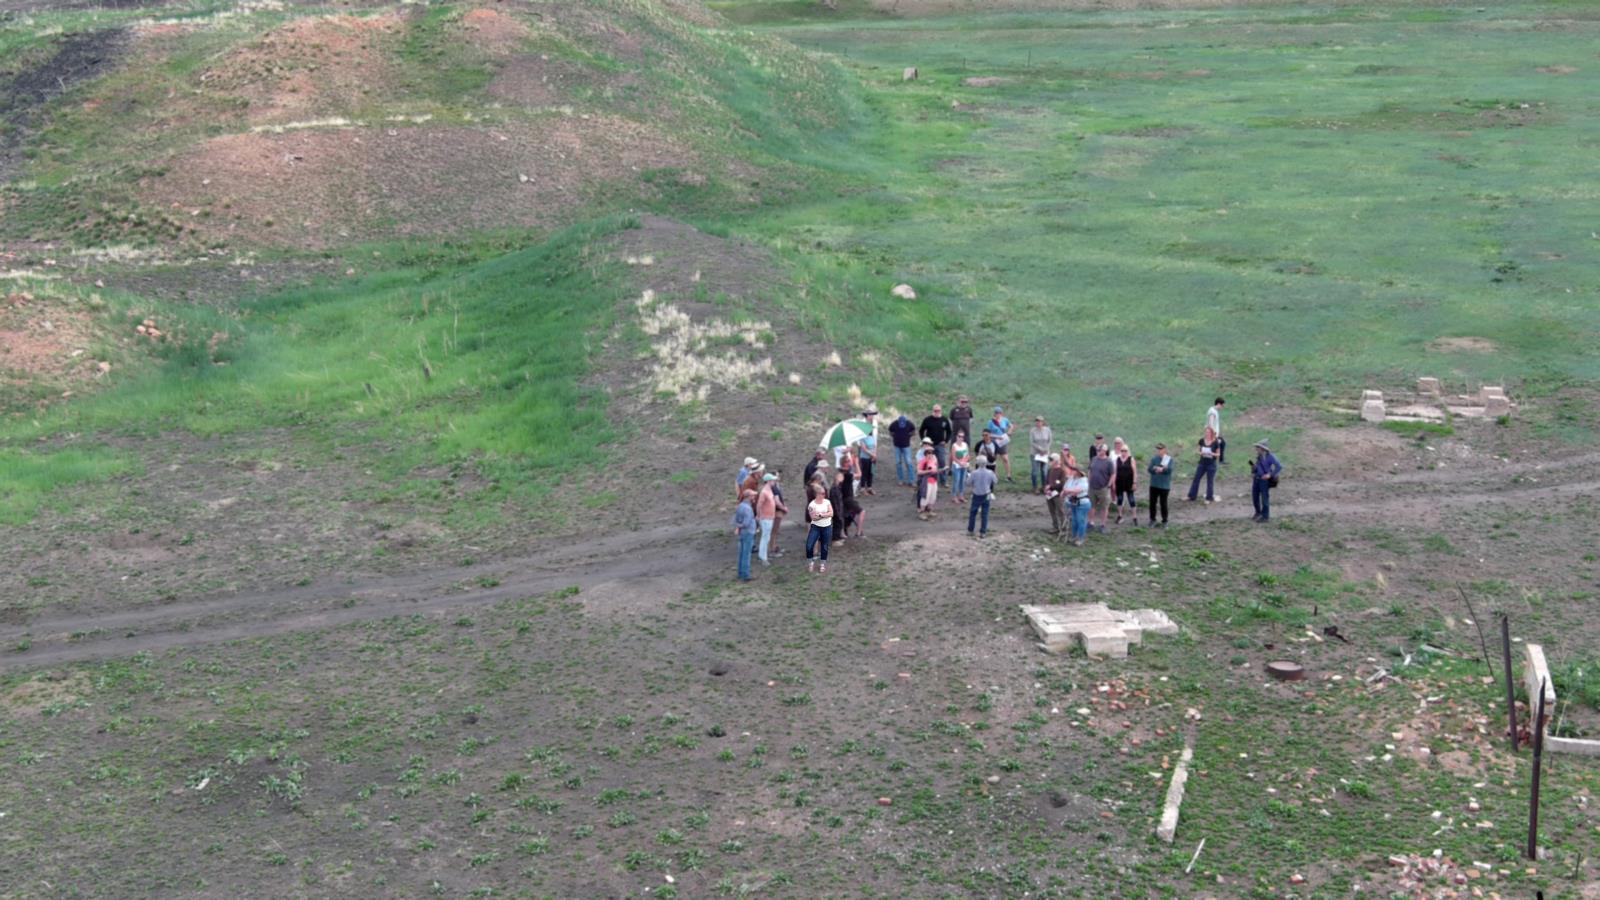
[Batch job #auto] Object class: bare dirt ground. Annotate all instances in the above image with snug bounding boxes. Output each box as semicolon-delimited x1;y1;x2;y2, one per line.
6;417;1597;673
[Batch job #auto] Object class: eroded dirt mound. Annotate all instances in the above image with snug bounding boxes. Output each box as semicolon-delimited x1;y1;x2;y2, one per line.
197;13;404;126
458;7;535;54
0;292;118;410
140;117;694;247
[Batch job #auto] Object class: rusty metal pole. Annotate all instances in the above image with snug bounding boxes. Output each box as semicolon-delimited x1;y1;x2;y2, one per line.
1501;615;1518;751
1527;678;1547;861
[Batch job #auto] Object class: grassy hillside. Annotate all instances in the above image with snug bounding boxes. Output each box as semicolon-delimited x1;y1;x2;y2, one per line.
0;0;857;251
0;0;874;523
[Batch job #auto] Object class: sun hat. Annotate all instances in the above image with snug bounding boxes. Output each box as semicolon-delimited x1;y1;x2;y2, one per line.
753;463;766;472
1155;442;1166;450
921;436;933;445
994;406;1004;413
1254;439;1270;450
743;456;757;467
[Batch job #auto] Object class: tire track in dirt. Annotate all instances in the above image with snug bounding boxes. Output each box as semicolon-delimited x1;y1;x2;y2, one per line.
4;468;1597;672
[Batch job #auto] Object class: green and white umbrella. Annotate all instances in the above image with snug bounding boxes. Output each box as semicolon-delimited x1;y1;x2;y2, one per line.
819;418;875;451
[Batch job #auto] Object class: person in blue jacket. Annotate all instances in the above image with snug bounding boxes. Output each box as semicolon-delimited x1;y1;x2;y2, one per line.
1250;440;1282;522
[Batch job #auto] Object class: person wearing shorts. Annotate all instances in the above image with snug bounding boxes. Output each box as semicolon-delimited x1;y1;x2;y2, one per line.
984;407;1015;482
1088;445;1113;534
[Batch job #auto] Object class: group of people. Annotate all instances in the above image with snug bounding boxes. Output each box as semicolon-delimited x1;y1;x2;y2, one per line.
730;395;1283;578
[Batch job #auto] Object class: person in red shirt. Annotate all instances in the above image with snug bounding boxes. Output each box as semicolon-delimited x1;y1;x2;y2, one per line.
916;438;942;520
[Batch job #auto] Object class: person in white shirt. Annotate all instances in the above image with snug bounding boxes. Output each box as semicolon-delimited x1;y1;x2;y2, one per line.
1207;397;1226;464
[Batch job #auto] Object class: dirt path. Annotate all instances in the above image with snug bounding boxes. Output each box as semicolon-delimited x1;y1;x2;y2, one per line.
4;456;1598;672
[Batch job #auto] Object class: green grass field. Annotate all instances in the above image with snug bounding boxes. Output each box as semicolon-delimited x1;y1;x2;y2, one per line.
740;1;1600;442
6;0;1598;516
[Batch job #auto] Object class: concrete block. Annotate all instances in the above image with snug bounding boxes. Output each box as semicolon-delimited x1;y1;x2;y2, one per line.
1078;623;1131;658
1546;736;1600;757
1360;399;1386;423
1525;643;1556;716
1122;609;1179;636
1417;377;1441;395
1155;745;1194;843
1362;389;1384;402
1480;385;1506;403
1484;394;1511;417
902;67;918;81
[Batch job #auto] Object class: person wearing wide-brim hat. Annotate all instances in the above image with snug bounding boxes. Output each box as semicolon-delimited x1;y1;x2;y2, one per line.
737;457;758;495
916;437;942;519
1250;439;1282;523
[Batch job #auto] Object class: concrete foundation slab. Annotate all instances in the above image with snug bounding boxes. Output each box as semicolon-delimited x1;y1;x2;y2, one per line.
1021;604;1177;658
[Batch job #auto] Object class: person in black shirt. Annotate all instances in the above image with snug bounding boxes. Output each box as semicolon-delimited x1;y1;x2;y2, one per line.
888;414;917;486
949;396;974;450
920;404;953;488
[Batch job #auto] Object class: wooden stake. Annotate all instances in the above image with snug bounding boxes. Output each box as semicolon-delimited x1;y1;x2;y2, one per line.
1527;677;1547;861
1185;837;1206;875
1501;614;1519;751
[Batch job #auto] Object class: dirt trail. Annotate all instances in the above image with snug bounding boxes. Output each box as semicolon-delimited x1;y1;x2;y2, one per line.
4;451;1597;672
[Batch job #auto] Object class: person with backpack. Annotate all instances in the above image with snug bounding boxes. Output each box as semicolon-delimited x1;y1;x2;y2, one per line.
1251;440;1282;522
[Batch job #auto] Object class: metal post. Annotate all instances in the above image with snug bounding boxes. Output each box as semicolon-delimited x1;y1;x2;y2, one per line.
1501;615;1518;751
1527;678;1547;861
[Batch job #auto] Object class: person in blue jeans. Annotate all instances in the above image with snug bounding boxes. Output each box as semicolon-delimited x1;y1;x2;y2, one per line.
966;456;997;536
1063;465;1090;545
1250;439;1282;522
732;490;758;581
1187;426;1220;503
888;413;917;486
